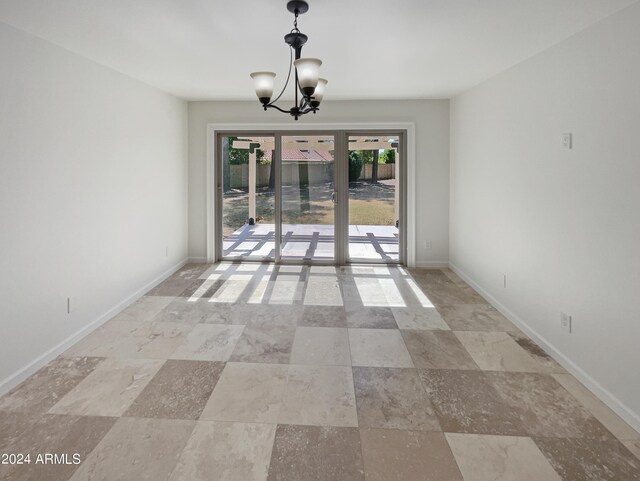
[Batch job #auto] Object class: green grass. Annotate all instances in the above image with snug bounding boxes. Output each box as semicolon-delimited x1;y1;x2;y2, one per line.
223;181;396;236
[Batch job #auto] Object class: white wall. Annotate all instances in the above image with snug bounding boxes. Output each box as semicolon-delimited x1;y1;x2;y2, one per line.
450;3;640;428
0;23;188;391
187;100;450;266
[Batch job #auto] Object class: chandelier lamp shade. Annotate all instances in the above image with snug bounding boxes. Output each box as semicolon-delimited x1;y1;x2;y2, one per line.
250;0;326;120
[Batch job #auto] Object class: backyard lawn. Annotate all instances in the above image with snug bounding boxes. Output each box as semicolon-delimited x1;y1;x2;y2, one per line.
223;181;396;236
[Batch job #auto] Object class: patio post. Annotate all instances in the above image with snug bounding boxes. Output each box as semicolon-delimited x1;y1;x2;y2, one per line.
249;149;256;221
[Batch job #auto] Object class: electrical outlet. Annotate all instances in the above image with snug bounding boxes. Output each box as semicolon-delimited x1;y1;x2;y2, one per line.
560;312;572;333
561;133;572;150
165;246;169;257
424;240;432;250
67;297;77;314
501;274;507;288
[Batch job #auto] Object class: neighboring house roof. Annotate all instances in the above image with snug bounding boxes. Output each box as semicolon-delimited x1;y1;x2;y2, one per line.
263;149;334;162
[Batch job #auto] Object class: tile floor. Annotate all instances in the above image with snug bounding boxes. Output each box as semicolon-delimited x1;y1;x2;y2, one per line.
1;263;639;481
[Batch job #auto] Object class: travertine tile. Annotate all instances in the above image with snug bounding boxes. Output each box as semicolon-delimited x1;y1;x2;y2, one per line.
0;412;115;481
446;433;561;481
487;371;612;439
48;358;164;416
401;330;478;370
290;327;350;366
125;360;225;420
361;429;463;481
299;305;347;327
153;298;222;324
229;324;295;364
345;306;397;329
348;329;414;368
169;421;277;481
391;306;450;330
534;436;640;481
419;369;525;436
552;373;640;440
69;417;195;481
64;320;193;359
508;332;565;372
171;324;244;361
200;363;288;423
438;304;517;332
280;365;357;427
112;296;175;322
245;304;304;327
455;331;544;372
353;367;439;431
266;425;364;481
623;439;640;460
0;356;103;413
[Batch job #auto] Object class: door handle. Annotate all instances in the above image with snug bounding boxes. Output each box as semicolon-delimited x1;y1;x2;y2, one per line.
331;192;337;204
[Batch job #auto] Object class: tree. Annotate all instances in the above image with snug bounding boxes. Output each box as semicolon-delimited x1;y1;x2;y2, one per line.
380;149;396;164
349;151;363;182
227;137;264;165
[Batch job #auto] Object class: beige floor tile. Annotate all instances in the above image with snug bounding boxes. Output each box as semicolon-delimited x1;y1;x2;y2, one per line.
419;369;526;436
0;356;103;413
348;329;414;368
361;429;463;481
290;327;350;366
153;298;223;324
200;363;288;423
266;425;364;481
455;331;544;372
487;371;613;439
48;358;164;416
112;295;175;322
69;417;195;481
229;324;295;364
353;367;440;431
299;305;347;327
401;330;478;369
280;364;358;427
0;412;115;481
552;373;640;441
125;360;225;420
446;433;561;481
533;436;640;481
64;320;193;359
391;306;450;330
169;421;276;481
171;324;244;361
345;306;398;328
438;304;517;332
623;438;640;460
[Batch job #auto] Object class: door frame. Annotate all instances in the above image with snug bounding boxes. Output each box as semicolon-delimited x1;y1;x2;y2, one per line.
207;122;416;267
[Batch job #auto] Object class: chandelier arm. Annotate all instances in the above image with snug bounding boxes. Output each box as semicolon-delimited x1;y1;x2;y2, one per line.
267;46;293;107
264;104;291;115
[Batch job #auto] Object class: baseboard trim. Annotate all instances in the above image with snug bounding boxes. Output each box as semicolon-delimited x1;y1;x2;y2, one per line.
0;258;189;397
415;261;450;269
187;257;208;263
448;262;640;434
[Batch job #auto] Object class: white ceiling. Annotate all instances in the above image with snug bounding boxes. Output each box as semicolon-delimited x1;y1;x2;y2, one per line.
0;0;636;100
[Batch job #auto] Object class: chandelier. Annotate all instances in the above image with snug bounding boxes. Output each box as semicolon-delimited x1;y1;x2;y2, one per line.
250;1;326;120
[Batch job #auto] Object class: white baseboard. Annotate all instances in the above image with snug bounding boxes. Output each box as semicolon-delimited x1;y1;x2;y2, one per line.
187;257;208;263
0;258;189;397
415;261;449;269
449;262;640;434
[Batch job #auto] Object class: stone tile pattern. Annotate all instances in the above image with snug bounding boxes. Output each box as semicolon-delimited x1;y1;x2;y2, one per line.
1;263;638;481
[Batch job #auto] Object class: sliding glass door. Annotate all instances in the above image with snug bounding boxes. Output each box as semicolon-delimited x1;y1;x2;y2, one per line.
217;131;404;265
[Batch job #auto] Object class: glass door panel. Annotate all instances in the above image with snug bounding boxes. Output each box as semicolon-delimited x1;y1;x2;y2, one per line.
221;135;276;260
280;135;336;261
347;135;400;262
